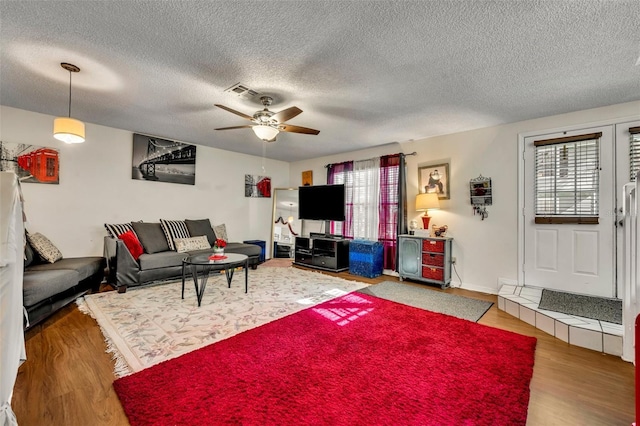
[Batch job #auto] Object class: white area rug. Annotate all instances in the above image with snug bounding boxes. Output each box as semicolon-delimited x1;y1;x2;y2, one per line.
77;267;368;377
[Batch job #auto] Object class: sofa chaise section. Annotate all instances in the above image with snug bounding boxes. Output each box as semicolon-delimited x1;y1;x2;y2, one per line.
23;241;105;329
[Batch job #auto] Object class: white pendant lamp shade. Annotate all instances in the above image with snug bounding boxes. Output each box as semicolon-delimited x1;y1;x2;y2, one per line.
252;125;279;141
54;62;85;144
53;117;85;144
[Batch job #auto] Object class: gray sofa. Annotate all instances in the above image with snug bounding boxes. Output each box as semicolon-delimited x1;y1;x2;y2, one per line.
23;241;105;330
103;219;262;292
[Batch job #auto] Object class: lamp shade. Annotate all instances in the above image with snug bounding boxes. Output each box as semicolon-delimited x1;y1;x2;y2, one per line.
252;125;279;141
53;117;85;144
416;192;440;211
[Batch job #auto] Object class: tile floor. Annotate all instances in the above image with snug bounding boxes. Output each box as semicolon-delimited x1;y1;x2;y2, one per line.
498;285;623;356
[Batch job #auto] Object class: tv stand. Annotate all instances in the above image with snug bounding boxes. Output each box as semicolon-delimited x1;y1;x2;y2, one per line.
294;236;349;272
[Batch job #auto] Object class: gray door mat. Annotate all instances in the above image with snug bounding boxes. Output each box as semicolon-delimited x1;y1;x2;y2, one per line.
537;289;622;324
357;281;493;322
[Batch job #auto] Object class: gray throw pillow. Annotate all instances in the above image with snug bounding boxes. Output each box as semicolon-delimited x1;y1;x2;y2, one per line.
24;240;36;267
185;219;216;246
131;222;170;254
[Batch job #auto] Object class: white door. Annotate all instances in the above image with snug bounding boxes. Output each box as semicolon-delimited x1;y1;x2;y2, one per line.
615;120;640;298
523;125;615;298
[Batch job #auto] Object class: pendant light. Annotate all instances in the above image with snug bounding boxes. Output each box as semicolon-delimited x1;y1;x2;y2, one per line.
287;203;294;224
53;62;85;144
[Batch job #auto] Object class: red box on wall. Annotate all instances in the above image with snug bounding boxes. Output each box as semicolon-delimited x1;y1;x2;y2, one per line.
422;267;444;281
422;239;445;253
422;253;445;267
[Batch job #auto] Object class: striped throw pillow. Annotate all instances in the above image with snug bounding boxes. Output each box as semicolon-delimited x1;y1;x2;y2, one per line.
160;219;191;251
104;223;135;239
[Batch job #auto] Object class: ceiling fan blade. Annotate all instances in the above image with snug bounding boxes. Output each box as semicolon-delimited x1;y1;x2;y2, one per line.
214;125;253;130
214;104;253;121
272;106;302;123
280;124;320;135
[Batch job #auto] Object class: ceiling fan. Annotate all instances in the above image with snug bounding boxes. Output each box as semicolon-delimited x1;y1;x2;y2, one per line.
214;96;320;142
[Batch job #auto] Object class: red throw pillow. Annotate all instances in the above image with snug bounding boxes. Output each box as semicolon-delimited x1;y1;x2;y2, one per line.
118;230;144;261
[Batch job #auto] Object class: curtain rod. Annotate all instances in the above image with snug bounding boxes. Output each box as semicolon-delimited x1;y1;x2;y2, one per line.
325;151;416;168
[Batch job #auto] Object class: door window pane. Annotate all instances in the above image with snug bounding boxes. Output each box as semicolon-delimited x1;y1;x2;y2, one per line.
534;137;599;219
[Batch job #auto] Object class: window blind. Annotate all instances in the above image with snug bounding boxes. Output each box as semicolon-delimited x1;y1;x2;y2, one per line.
630;126;640;181
533;133;601;224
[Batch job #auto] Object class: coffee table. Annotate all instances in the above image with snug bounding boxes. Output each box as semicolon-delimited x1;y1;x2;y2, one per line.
181;253;249;307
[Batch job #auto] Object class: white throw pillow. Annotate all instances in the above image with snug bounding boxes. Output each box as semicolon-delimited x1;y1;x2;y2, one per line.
27;232;63;263
174;236;211;253
213;223;228;242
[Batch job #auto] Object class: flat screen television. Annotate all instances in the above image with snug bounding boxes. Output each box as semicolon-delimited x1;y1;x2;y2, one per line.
298;184;346;221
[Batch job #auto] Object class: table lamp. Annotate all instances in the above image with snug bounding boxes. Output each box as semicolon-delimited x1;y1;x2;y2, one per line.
416;192;440;229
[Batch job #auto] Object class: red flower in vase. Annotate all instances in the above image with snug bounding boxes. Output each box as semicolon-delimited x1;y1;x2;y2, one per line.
214;239;227;249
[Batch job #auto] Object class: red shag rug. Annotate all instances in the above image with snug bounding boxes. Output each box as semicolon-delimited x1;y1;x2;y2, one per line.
114;292;537;425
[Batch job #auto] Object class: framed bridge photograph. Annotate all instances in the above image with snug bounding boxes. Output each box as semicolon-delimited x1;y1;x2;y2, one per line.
132;133;196;185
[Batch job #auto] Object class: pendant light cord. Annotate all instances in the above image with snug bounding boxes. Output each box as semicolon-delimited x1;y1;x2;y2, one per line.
68;70;72;117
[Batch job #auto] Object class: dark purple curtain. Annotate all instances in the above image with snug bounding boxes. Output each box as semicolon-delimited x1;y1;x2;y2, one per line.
379;154;400;270
327;161;353;237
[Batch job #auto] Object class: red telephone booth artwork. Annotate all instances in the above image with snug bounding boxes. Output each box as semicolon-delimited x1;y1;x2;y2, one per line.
15;147;60;184
244;174;271;198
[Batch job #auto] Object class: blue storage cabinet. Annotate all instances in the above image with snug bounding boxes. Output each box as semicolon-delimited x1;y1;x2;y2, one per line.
243;240;266;262
349;240;384;278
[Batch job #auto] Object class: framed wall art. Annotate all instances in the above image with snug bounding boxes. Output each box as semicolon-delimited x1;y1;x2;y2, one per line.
418;162;450;200
132;133;196;185
302;170;313;186
0;141;60;184
245;174;271;197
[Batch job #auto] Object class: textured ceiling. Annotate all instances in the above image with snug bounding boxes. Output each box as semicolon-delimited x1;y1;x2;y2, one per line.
1;1;639;162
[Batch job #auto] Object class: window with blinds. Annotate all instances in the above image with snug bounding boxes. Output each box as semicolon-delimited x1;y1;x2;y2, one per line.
534;132;601;224
630;126;640;181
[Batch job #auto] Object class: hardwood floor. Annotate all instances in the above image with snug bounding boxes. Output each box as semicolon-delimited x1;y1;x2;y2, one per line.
12;271;635;426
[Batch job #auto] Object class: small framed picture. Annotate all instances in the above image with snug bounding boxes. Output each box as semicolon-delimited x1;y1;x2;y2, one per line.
418;162;450;200
302;170;313;186
245;174;271;197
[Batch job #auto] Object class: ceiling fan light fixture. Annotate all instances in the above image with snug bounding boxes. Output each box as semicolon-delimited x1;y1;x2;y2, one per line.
214;96;319;140
53;117;85;144
54;62;85;144
253;125;279;141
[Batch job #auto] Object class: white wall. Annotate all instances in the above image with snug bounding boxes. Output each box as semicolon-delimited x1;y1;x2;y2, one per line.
291;101;640;293
4;101;639;290
0;106;290;258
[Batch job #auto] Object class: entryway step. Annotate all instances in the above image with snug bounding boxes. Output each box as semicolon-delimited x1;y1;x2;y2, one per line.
498;285;623;357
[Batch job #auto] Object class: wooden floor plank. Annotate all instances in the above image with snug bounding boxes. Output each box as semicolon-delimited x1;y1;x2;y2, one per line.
11;273;634;426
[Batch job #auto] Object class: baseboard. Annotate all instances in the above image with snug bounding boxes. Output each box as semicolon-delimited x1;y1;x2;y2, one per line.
458;277;518;295
498;277;518;287
456;281;498;295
